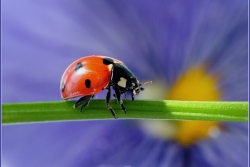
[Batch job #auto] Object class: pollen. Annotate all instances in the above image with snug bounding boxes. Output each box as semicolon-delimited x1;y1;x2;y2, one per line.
166;65;222;147
167;65;221;101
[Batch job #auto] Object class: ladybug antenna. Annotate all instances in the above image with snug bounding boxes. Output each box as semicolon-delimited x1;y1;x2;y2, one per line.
139;81;152;89
139;81;152;86
133;81;152;95
142;81;152;85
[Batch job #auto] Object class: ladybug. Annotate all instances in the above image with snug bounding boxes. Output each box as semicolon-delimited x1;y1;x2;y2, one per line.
60;55;151;119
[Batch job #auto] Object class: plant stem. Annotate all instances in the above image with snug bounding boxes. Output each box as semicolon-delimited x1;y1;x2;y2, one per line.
2;100;248;124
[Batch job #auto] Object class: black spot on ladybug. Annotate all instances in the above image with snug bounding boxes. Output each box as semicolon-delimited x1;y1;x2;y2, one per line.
85;79;91;88
103;58;114;65
61;82;65;92
75;62;83;71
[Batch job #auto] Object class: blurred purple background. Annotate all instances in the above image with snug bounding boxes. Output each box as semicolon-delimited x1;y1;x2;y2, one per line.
2;0;248;167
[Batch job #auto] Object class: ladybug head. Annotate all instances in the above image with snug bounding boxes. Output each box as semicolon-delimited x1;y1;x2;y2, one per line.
126;78;141;95
126;78;152;100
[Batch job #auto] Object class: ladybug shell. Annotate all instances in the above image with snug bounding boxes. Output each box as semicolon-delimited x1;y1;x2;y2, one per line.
60;55;124;100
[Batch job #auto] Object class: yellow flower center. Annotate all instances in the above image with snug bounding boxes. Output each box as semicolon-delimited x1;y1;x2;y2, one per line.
166;65;222;146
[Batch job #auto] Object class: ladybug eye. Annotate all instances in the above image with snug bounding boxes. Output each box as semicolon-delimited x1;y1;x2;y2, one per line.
133;87;142;95
135;88;140;94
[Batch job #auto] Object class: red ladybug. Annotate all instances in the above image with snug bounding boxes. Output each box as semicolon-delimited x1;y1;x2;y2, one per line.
60;55;151;119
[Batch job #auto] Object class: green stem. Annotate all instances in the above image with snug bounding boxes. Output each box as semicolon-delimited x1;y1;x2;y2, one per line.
2;100;248;124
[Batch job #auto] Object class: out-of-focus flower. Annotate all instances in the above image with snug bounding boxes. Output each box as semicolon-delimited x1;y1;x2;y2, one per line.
2;0;248;167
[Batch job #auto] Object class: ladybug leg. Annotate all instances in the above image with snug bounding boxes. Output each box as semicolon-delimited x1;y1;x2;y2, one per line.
106;87;118;119
131;93;135;101
74;95;93;111
114;85;126;114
